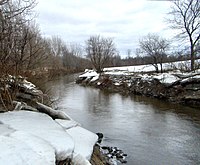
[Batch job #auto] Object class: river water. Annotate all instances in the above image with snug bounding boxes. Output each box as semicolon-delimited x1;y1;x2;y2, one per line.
44;74;200;165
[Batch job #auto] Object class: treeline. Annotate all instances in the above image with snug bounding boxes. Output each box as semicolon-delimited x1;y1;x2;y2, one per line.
113;50;200;67
0;0;91;77
0;0;199;76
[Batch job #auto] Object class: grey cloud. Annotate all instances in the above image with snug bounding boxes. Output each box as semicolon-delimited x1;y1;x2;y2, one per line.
36;0;173;57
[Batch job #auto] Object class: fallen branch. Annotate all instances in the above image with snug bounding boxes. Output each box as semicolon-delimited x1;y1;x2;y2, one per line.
34;102;71;120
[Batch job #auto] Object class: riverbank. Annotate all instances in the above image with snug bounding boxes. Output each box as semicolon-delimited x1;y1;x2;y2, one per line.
76;69;200;108
0;75;115;165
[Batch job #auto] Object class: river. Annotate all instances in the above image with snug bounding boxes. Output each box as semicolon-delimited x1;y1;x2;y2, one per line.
44;74;200;165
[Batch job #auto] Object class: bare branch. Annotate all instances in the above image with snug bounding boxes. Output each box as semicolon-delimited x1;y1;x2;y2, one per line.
139;33;170;73
167;0;200;71
86;35;117;73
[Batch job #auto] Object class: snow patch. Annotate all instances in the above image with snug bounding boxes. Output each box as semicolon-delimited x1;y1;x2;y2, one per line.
114;82;121;86
55;119;80;129
0;111;74;161
79;70;99;78
153;73;180;85
22;79;36;90
0;131;55;165
0;111;99;165
72;154;91;165
90;75;99;82
103;59;200;74
181;75;200;83
66;126;98;161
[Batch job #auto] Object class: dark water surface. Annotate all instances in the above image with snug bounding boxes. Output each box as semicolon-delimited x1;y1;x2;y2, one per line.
45;75;200;165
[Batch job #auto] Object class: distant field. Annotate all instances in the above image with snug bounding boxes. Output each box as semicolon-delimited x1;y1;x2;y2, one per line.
103;59;200;74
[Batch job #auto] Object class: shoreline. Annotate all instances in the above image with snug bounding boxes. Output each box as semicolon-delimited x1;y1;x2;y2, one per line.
0;75;127;165
0;75;102;165
76;71;200;109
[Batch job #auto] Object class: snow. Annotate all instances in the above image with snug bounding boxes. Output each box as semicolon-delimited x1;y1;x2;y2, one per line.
55;119;80;129
90;75;99;82
0;131;55;165
22;79;36;90
72;154;91;165
103;59;200;74
80;60;200;87
103;68;182;86
103;64;156;73
0;111;74;161
0;123;15;136
181;75;200;83
11;131;55;164
0;75;99;165
104;71;130;75
114;82;121;86
66;126;98;161
81;67;183;86
0;111;98;165
152;73;180;85
140;74;152;81
79;70;99;78
0;123;55;165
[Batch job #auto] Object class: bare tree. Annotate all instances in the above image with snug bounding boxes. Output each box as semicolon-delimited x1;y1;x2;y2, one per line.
139;33;170;73
23;23;49;70
167;0;200;71
0;0;37;74
86;35;116;73
68;43;83;57
47;36;66;70
62;43;84;70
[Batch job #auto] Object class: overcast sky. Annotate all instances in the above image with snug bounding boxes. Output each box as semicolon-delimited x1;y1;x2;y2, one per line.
35;0;175;57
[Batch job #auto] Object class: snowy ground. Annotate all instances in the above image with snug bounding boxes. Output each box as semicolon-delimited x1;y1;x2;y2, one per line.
79;60;200;86
103;60;200;74
0;111;98;165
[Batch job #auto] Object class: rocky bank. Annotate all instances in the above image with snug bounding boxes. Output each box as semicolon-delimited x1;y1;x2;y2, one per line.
76;70;200;108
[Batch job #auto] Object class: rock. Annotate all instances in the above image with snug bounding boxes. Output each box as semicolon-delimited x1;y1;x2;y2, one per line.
96;132;103;144
100;145;128;164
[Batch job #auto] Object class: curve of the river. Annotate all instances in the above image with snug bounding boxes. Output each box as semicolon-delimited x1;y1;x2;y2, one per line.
45;75;200;165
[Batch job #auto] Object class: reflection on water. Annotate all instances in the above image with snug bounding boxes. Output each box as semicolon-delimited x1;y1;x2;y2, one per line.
45;75;200;165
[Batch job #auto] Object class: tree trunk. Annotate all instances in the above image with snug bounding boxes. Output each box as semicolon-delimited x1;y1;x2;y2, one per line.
152;63;159;73
160;63;163;73
189;34;195;72
190;44;195;71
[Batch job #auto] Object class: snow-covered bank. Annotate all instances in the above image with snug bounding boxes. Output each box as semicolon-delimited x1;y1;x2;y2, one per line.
0;110;98;165
76;68;200;108
0;75;99;165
